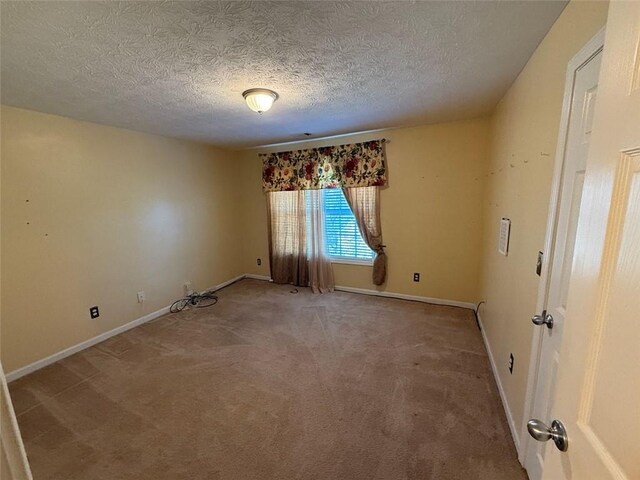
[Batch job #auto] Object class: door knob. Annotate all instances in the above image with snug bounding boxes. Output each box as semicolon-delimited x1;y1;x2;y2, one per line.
527;419;568;452
532;312;554;329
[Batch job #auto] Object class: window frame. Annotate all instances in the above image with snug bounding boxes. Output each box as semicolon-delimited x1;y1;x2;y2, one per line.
320;188;375;266
329;256;374;266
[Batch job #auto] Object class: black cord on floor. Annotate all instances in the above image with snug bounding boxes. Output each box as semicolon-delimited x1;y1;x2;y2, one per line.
474;301;486;331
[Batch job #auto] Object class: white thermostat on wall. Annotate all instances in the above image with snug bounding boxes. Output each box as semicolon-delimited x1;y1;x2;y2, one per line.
498;218;511;256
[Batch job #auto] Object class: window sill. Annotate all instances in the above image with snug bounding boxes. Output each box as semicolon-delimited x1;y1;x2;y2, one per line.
330;258;374;267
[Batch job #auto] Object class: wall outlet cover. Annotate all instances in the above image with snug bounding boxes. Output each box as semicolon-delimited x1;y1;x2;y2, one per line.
137;291;145;303
413;273;420;282
90;306;99;319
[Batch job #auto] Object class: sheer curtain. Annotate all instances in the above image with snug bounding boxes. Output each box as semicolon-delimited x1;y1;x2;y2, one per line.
266;190;334;293
306;190;335;293
266;191;309;286
342;186;386;285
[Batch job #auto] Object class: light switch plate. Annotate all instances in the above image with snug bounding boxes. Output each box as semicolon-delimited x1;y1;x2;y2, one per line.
499;218;511;256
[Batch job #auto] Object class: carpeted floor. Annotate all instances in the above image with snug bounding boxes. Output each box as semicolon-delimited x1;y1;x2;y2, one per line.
9;279;526;479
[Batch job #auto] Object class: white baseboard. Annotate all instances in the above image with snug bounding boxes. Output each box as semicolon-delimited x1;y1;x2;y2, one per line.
204;274;246;292
334;285;476;310
243;274;273;282
7;274;248;383
6;305;170;383
476;311;521;455
236;276;474;310
7;274;475;383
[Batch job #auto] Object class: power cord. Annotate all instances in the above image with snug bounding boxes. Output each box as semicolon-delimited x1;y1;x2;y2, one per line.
474;301;486;331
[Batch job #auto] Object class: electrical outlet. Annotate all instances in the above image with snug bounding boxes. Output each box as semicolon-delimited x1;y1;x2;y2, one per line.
137;291;145;303
413;272;420;282
184;282;193;296
257;258;261;266
508;353;514;374
89;306;100;319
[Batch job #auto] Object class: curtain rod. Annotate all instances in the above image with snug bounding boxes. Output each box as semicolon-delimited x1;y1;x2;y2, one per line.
258;138;389;155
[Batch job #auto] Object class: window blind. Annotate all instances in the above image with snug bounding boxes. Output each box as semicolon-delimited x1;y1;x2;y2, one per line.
322;189;374;261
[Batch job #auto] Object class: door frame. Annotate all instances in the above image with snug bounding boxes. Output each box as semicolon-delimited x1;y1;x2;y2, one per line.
1;362;33;479
519;27;606;465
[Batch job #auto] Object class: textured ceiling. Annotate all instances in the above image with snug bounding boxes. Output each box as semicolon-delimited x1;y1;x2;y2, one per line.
1;1;567;148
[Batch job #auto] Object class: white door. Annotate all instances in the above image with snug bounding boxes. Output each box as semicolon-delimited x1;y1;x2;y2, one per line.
537;2;640;478
523;33;604;480
0;363;32;480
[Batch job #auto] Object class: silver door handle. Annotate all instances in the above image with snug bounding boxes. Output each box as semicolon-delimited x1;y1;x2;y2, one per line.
527;419;568;452
532;313;554;329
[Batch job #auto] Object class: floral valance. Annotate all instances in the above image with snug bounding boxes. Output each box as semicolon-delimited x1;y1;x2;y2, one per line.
261;140;387;192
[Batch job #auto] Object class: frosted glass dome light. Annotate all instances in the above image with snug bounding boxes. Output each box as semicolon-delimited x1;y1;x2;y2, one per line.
242;88;279;113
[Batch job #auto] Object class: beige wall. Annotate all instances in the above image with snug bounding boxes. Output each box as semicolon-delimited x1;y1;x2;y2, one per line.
1;106;243;372
0;111;490;373
240;118;491;305
478;0;608;438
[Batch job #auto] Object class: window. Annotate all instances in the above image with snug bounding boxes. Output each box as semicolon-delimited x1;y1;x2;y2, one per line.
321;189;374;262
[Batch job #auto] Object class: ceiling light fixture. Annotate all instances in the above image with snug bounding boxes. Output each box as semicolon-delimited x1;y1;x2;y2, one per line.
242;88;279;113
